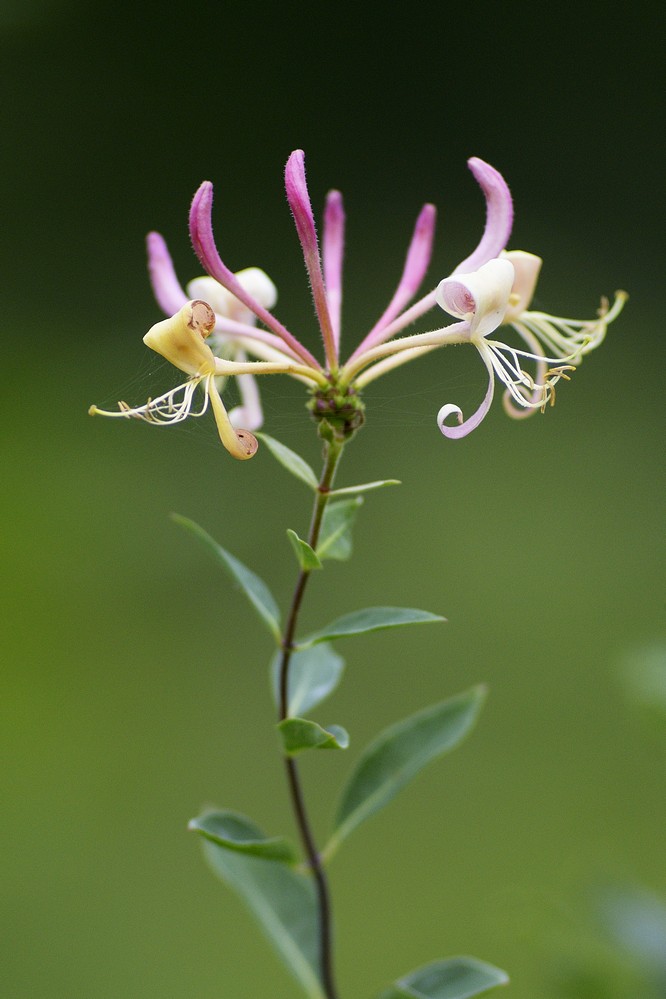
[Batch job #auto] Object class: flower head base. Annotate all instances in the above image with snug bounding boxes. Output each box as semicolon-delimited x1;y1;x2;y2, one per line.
90;152;625;455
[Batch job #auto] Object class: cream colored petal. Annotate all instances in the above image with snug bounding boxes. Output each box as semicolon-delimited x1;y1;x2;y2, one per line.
436;258;514;338
207;375;258;460
143;301;217;377
502;250;542;321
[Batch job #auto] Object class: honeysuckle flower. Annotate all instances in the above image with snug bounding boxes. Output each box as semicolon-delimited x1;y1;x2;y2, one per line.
146;229;286;432
89;299;324;459
90;150;625;456
433;251;627;437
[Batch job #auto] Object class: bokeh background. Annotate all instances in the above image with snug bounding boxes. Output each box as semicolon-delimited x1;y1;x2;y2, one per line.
2;0;664;996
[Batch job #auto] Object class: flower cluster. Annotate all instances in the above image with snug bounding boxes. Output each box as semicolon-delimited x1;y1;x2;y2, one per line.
90;151;626;457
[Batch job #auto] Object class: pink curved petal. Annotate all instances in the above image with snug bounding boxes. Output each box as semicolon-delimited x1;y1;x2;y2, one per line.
323;189;345;350
285;150;337;368
189;181;320;370
354;203;437;355
454;158;513;274
437;347;495;439
146;232;189;316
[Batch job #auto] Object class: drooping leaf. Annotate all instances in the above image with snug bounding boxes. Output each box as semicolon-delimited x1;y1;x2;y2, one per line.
328;687;485;853
189;809;297;863
270;644;345;716
172;514;281;641
278;718;349;755
329;479;401;497
377;956;509;999
202;839;325;999
287;529;323;571
316;498;362;561
256;433;319;490
298;607;445;649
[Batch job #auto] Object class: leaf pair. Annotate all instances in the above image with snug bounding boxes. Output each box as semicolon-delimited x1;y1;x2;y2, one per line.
173;511;444;650
286;494;364;572
190;687;488;996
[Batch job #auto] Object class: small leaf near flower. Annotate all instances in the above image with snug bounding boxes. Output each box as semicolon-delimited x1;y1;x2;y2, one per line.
189;810;297;863
255;433;319;490
172;514;281;641
278;718;349;755
376;955;509;999
270;643;345;716
287;529;322;571
298;606;445;649
316;498;362;561
329;479;401;497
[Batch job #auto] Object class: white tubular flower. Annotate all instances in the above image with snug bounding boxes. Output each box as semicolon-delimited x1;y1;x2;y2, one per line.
436;258;515;337
89;301;259;460
435;254;627;437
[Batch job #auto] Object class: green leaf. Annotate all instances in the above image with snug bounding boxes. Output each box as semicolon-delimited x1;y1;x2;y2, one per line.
377;956;509;999
328;687;485;853
287;529;323;571
256;433;319;490
278;718;349;755
189;810;297;863
329;479;401;497
316;498;362;561
202;839;325;999
172;514;281;642
299;607;445;649
270;644;345;716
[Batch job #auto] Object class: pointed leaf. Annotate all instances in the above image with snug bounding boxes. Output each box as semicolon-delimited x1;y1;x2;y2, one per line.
316;498;362;561
377;956;509;999
256;432;319;490
329;687;485;852
271;643;345;716
189;809;297;863
202;839;325;999
278;718;349;755
330;479;401;497
299;607;445;649
287;529;323;571
172;514;281;641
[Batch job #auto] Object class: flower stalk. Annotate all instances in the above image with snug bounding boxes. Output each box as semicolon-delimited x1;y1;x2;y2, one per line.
277;436;345;999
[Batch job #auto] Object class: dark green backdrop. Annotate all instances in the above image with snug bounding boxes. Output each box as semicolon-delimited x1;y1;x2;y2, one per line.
2;1;663;997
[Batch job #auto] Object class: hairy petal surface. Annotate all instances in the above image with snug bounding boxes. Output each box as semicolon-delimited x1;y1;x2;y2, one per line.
454;158;513;274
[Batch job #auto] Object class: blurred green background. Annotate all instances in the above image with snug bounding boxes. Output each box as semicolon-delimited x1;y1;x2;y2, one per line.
2;1;663;996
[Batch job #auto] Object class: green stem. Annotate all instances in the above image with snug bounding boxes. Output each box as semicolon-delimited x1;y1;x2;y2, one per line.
278;437;344;999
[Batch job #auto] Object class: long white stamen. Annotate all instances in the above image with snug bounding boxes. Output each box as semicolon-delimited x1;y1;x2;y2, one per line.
89;378;207;425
